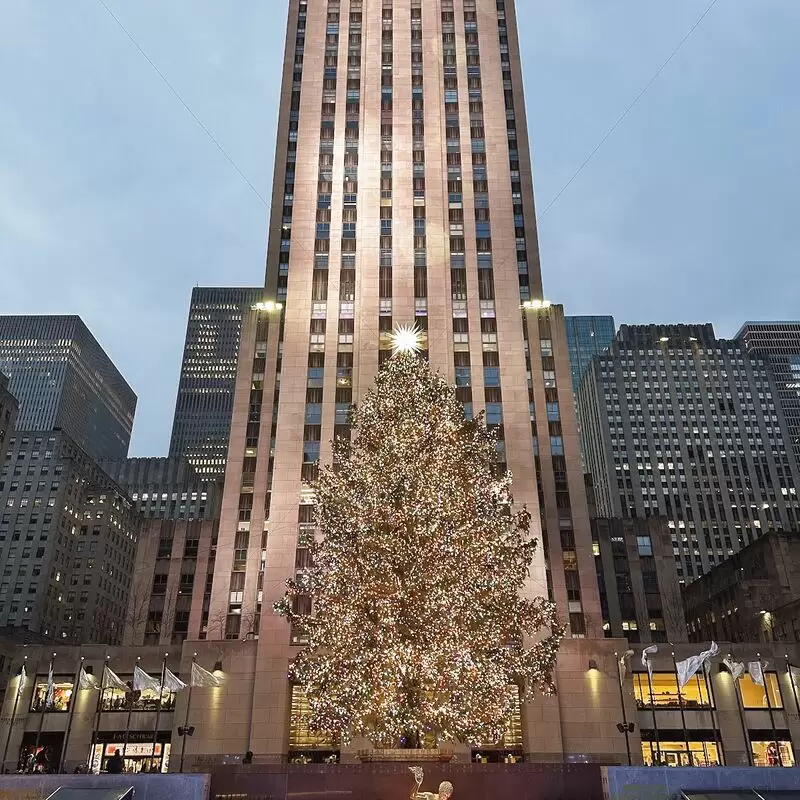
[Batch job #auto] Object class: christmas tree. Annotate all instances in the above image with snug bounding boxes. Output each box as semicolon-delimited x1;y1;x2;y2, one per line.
275;346;563;747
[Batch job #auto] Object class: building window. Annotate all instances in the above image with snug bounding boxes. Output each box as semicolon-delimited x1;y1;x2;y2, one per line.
740;673;783;709
30;680;73;712
750;738;795;767
633;672;712;708
641;738;722;767
289;684;336;749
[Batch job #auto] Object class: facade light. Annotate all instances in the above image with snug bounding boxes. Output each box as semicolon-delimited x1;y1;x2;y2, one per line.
522;299;552;310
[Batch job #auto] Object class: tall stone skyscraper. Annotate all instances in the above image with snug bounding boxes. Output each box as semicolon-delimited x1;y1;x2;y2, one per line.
209;0;600;756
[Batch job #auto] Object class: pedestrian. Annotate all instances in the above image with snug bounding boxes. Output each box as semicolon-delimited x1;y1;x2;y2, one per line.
106;750;124;774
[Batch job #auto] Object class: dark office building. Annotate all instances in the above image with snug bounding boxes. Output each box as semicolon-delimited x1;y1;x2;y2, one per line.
0;316;136;462
0;375;17;460
578;324;800;583
168;287;266;480
565;315;615;390
683;530;800;644
592;515;687;643
0;431;139;643
736;322;800;461
99;456;220;521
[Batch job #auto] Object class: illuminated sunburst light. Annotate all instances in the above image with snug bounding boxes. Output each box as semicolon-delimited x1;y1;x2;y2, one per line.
389;324;423;355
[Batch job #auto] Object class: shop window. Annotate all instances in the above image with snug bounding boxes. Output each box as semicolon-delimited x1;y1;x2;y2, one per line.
750;739;795;767
740;673;783;709
30;680;73;712
99;683;177;712
633;672;712;708
90;741;170;774
641;739;722;767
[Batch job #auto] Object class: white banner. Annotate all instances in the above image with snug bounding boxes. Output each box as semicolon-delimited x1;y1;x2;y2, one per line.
748;660;767;687
102;666;129;693
619;650;634;686
163;668;186;693
133;665;160;693
675;642;719;688
191;662;224;688
723;657;745;681
641;645;658;679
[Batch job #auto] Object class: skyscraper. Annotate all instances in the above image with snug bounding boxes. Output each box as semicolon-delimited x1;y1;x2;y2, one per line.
169;287;267;480
564;315;615;390
736;322;800;461
0;316;136;462
0;373;18;458
578;324;800;583
207;0;600;759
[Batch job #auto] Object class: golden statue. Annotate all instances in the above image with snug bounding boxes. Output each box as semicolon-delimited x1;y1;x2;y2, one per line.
409;767;454;800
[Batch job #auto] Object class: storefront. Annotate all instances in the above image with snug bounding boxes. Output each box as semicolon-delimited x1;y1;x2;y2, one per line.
89;732;171;774
749;732;795;767
640;730;723;767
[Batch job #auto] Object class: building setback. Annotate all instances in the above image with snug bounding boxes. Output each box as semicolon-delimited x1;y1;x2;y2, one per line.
683;530;800;644
204;0;600;760
0;431;139;644
0;374;18;459
99;457;222;648
578;323;800;584
0;316;136;462
169;287;268;480
736;321;800;461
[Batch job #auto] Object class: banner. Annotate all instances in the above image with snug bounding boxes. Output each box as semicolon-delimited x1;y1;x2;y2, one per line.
78;666;99;691
675;642;718;688
191;662;224;688
723;657;745;681
102;666;130;693
641;645;658;679
133;665;160;693
17;665;26;698
44;663;54;708
748;660;767;687
163;668;187;693
619;650;634;685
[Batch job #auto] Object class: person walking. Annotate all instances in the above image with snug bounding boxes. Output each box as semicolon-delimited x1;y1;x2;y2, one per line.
106;750;124;774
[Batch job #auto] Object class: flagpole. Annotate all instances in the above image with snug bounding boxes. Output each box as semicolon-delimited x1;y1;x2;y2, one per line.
34;653;56;759
92;657;111;772
706;667;722;766
151;653;168;773
693;672;710;766
123;656;142;763
59;656;85;773
2;658;27;771
179;654;197;772
728;653;753;767
759;653;782;766
671;650;693;766
645;667;661;765
785;655;800;717
614;652;632;766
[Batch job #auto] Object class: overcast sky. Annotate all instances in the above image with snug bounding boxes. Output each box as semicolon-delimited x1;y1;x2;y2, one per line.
1;1;798;455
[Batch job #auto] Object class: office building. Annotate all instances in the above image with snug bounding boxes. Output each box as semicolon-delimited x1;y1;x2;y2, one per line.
736;322;800;461
99;456;220;521
0;316;136;462
565;315;615;390
202;0;600;760
0;374;18;458
592;516;687;643
0;431;139;644
169;287;267;480
683;530;800;644
98;457;221;647
578;323;800;583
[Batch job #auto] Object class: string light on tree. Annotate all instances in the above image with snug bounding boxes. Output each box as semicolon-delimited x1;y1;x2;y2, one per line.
275;352;564;748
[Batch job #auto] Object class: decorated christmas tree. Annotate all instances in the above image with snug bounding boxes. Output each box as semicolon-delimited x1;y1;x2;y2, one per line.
275;344;563;748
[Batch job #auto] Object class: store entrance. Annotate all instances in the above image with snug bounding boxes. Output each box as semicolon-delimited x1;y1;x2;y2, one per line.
90;732;171;774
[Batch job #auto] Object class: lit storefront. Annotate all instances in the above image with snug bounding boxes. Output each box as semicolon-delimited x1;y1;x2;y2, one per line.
633;672;712;709
30;678;74;713
89;733;172;774
640;732;722;767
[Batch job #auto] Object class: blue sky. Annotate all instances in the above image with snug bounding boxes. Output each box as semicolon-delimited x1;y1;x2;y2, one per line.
1;1;798;455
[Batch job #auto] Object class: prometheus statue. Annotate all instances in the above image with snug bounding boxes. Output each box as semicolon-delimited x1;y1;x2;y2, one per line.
409;767;454;800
